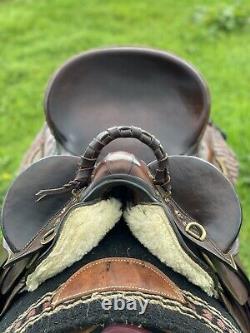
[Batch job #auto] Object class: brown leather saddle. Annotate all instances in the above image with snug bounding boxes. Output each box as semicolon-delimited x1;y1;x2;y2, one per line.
0;126;249;332
21;47;238;184
45;47;210;160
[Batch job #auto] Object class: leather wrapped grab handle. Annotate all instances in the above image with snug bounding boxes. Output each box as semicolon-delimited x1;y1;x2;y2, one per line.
78;126;171;192
36;126;171;200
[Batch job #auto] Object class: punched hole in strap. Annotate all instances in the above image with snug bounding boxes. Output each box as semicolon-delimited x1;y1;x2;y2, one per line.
41;228;56;245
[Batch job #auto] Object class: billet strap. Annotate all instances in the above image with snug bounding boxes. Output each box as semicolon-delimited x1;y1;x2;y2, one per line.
204;254;250;333
0;253;35;317
220;290;250;333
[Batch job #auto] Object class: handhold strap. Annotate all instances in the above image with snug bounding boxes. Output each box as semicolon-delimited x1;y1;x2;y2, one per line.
36;126;171;200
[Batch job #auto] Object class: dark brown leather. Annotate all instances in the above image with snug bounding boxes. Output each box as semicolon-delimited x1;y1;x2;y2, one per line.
0;126;248;331
167;156;241;258
20;48;238;185
214;260;249;305
20;122;239;185
220;291;250;333
80;126;170;192
84;151;248;332
0;257;30;295
36;126;171;198
52;258;185;306
44;47;210;159
1;132;242;269
2;156;80;253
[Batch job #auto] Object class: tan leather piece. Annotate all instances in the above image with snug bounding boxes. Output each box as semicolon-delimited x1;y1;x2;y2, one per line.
92;151;154;185
52;257;185;306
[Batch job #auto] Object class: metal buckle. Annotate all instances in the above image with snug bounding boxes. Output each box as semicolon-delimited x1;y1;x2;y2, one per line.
185;221;206;241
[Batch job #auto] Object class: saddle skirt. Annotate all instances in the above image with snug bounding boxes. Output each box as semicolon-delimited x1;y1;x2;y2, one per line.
0;126;249;332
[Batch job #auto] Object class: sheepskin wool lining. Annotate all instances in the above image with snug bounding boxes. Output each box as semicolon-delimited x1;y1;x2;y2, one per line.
26;199;122;291
26;200;216;296
124;204;216;297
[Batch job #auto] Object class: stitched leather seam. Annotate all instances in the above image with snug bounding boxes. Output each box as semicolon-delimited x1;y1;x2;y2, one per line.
22;198;102;258
21;197;75;251
170;198;194;224
169;198;227;260
53;258;184;304
56;258;180;299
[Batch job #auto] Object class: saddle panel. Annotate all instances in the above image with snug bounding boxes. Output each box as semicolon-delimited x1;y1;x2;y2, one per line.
45;47;210;158
168;156;242;253
1;156;80;252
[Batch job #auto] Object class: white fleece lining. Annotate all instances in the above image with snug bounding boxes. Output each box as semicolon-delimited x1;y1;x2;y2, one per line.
124;204;216;297
26;199;122;291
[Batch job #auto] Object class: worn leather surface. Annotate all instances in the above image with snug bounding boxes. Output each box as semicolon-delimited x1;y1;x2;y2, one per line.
2;153;241;260
52;257;185;306
78;127;171;193
91;153;241;256
45;48;210;158
0;136;247;331
1;156;80;252
167;156;241;253
92;152;153;184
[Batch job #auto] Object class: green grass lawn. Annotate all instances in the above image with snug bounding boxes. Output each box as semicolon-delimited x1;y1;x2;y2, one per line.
0;0;249;271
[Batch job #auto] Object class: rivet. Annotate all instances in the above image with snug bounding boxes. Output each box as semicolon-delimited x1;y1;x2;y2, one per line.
174;209;182;218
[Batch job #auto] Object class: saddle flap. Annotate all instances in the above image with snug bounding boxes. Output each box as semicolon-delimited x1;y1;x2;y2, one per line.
1;156;80;253
167;156;241;255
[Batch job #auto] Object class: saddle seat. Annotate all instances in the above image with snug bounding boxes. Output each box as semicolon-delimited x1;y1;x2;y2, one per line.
21;47;239;185
44;47;210;160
